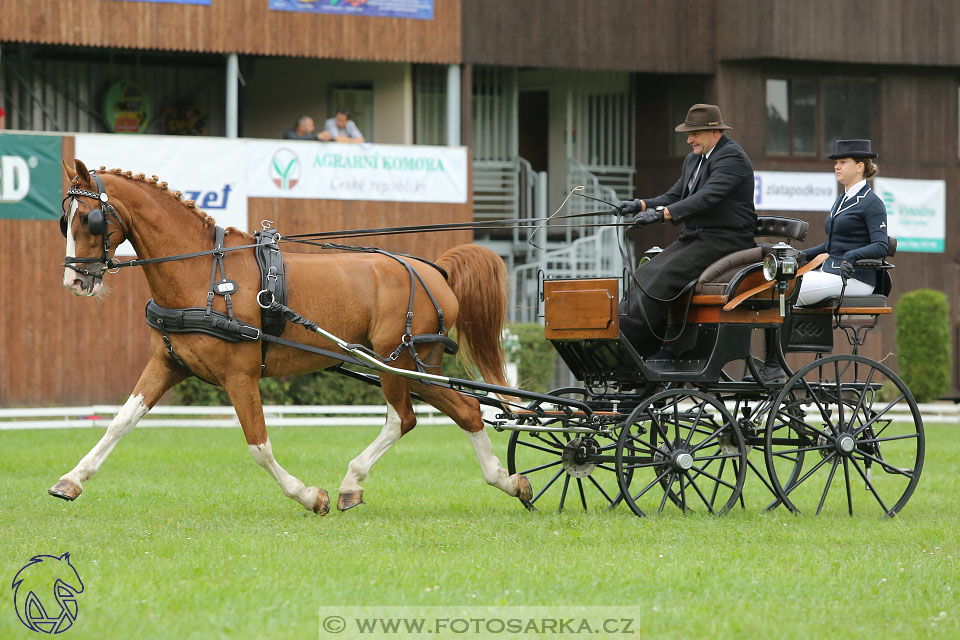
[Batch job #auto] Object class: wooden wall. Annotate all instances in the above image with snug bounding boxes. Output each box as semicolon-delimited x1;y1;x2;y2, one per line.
0;139;472;407
461;0;715;73
718;0;960;67
0;0;461;63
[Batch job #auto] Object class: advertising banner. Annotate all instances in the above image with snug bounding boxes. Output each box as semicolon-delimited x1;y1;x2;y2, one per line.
268;0;433;20
246;141;467;203
753;171;837;212
0;133;63;221
874;177;946;253
74;134;247;256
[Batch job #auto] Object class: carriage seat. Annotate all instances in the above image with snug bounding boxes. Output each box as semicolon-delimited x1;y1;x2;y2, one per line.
800;237;897;314
692;217;810;299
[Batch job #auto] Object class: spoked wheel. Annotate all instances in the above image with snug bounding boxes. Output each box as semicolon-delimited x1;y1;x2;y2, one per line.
764;354;925;517
615;389;747;517
724;390;804;512
506;389;631;512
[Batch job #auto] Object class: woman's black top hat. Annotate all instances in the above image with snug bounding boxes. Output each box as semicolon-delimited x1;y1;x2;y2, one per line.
828;139;877;159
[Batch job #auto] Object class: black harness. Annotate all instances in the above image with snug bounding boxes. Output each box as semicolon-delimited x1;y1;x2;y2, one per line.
62;176;459;378
60;172;131;278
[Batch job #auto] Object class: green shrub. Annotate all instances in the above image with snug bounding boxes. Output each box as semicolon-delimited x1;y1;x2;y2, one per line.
169;322;557;405
894;289;951;403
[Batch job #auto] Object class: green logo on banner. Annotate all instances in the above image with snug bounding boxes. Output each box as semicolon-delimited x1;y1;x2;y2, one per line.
0;134;63;220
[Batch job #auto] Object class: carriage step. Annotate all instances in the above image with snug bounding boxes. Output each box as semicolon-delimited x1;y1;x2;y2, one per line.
645;359;708;374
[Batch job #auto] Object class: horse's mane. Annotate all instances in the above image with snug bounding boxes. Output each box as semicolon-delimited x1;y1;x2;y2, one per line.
98;166;220;230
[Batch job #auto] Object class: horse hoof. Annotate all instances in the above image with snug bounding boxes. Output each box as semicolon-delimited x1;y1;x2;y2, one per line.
337;489;364;511
512;474;533;502
312;488;330;515
49;479;82;501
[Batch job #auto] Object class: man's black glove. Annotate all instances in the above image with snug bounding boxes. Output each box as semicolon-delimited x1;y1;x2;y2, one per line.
616;199;643;215
840;260;855;281
632;207;664;228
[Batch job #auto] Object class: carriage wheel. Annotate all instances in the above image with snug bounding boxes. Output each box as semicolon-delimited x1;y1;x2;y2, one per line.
764;354;924;517
506;389;631;512
723;389;805;512
615;389;747;517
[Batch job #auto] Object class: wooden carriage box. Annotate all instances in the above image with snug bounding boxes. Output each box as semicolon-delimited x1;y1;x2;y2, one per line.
543;278;619;340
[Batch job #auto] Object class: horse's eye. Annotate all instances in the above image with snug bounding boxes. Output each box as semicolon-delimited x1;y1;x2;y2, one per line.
80;215;89;226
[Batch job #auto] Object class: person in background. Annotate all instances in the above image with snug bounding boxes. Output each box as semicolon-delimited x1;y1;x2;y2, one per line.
283;115;322;140
319;108;364;143
754;139;888;382
616;104;757;358
0;104;6;130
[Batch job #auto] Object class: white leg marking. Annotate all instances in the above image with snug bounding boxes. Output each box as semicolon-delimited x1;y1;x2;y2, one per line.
465;429;516;495
339;405;403;492
248;438;319;511
60;394;149;488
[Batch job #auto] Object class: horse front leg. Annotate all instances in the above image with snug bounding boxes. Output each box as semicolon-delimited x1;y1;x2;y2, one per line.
222;376;329;515
49;356;187;501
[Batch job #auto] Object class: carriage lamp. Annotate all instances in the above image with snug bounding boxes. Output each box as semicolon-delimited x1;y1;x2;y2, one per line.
762;243;800;317
637;245;663;266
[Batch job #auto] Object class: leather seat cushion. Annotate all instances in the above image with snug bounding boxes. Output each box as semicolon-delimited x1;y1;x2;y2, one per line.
694;246;763;295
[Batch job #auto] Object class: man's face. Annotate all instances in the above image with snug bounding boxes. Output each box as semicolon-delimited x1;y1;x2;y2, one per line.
686;130;721;155
335;113;348;129
299;117;315;135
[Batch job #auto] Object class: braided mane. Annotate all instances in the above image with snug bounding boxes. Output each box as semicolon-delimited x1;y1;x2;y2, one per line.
100;166;217;228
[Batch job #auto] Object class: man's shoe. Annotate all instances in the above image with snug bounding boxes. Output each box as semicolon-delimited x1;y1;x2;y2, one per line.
747;364;788;384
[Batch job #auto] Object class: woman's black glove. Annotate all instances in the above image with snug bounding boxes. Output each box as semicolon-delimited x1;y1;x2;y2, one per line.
840;260;855;281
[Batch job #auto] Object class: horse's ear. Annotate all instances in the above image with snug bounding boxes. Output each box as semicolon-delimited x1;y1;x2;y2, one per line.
73;159;91;184
62;160;78;182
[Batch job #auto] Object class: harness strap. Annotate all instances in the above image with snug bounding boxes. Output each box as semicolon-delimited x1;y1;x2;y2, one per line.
254;226;287;374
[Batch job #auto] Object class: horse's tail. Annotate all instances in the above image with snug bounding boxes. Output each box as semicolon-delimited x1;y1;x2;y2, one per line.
436;244;509;387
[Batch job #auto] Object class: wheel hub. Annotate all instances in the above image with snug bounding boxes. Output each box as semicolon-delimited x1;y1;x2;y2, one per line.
671;450;695;472
836;433;856;455
562;437;599;478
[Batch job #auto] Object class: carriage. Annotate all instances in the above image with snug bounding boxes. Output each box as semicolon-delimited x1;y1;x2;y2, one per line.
499;216;923;518
54;162;923;519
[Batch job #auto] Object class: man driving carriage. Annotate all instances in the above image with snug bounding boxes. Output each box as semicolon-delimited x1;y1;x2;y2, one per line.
617;103;757;357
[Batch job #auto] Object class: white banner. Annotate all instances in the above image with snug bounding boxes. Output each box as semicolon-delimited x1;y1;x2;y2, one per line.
246;141;468;203
874;177;946;253
74;134;247;256
753;171;837;212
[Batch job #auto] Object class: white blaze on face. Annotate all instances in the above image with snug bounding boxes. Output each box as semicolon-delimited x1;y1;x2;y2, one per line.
61;199;81;291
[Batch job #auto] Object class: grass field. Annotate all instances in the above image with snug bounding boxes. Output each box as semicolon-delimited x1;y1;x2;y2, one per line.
2;422;958;639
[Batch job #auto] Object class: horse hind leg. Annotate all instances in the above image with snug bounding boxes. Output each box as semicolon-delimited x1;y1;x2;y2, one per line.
337;376;416;511
412;381;533;506
50;356;187;501
224;376;329;515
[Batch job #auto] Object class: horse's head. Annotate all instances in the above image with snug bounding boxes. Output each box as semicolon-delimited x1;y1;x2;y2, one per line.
60;159;130;297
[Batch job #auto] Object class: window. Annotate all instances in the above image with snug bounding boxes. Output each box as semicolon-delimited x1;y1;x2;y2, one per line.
766;76;875;157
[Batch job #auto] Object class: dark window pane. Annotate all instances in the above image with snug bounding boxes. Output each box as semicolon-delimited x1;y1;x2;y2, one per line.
849;81;873;140
766;79;789;154
793;80;816;154
823;81;847;150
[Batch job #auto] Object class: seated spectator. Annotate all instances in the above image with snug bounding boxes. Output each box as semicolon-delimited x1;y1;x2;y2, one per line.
283;115;322;140
319;108;364;143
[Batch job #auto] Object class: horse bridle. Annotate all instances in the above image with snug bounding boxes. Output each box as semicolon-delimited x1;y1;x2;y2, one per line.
60;172;130;277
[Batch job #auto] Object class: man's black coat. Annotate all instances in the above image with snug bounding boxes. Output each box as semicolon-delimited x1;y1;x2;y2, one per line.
620;134;757;354
644;134;757;231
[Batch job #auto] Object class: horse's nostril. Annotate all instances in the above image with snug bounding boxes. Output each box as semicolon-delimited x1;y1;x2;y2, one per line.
73;279;84;290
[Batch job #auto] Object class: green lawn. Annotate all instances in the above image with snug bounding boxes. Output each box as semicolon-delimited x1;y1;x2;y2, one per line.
2;423;958;639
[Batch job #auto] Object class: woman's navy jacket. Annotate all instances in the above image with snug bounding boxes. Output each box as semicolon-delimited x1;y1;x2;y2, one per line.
802;184;889;288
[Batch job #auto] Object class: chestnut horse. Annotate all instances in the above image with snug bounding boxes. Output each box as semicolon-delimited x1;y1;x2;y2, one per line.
51;159;532;514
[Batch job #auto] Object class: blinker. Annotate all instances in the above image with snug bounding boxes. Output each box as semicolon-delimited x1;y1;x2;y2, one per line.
59;215;68;238
88;208;107;236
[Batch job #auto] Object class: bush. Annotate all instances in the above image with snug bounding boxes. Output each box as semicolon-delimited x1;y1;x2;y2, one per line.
169;322;557;405
895;289;951;403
